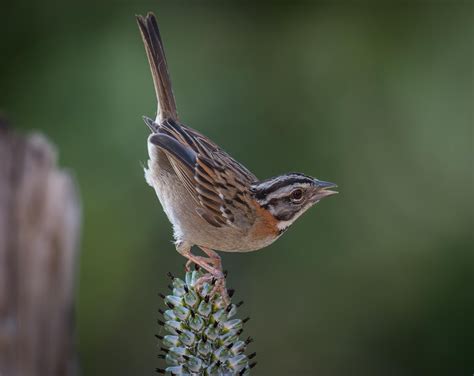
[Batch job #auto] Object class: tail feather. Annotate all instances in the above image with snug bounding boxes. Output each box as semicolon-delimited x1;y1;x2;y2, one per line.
136;12;178;123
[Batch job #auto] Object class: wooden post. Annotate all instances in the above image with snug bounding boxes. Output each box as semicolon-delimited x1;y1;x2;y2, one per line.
0;121;80;376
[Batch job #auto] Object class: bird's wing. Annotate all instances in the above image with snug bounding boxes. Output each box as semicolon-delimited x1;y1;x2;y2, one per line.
149;119;257;229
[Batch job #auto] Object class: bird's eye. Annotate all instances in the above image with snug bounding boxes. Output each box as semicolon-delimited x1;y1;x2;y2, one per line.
290;189;304;202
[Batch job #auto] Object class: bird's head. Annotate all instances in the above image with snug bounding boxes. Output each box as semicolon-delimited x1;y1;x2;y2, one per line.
251;173;338;232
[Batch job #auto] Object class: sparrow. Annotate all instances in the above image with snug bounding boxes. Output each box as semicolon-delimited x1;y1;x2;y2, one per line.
136;12;337;300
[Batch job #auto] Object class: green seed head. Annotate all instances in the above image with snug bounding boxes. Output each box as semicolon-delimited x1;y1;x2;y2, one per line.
157;270;255;375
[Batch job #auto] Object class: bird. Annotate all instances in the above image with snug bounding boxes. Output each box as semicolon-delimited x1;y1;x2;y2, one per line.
136;12;337;301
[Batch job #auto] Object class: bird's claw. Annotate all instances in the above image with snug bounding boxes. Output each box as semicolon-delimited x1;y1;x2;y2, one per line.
195;271;230;306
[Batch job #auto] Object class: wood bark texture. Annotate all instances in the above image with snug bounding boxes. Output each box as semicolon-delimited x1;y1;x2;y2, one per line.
0;124;80;376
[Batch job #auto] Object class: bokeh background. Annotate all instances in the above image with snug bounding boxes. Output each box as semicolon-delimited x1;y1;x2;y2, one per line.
1;1;472;375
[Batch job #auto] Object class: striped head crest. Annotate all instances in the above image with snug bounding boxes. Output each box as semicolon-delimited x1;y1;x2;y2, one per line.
251;173;337;231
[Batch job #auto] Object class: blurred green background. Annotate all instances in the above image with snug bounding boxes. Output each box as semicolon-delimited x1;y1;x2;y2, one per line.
1;1;472;375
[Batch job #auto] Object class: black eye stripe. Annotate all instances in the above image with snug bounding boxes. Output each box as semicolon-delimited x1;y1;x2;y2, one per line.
253;176;314;200
262;189;305;206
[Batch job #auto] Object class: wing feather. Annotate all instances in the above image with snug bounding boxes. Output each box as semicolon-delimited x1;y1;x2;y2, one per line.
150;119;257;229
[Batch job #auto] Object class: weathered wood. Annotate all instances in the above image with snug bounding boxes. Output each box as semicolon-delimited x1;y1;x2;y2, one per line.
0;123;80;376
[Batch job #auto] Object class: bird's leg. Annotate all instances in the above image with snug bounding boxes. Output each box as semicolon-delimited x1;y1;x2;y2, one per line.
176;241;224;278
198;246;222;271
176;242;229;305
197;246;229;306
185;256;215;272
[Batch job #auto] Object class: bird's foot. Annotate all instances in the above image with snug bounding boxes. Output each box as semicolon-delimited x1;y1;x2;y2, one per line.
194;272;230;306
177;243;229;305
212;277;230;306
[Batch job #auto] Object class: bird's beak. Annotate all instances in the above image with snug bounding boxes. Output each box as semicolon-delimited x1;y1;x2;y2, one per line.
313;179;338;201
142;116;158;133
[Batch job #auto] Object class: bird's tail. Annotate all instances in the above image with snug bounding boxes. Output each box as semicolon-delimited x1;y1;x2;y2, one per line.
136;12;178;123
